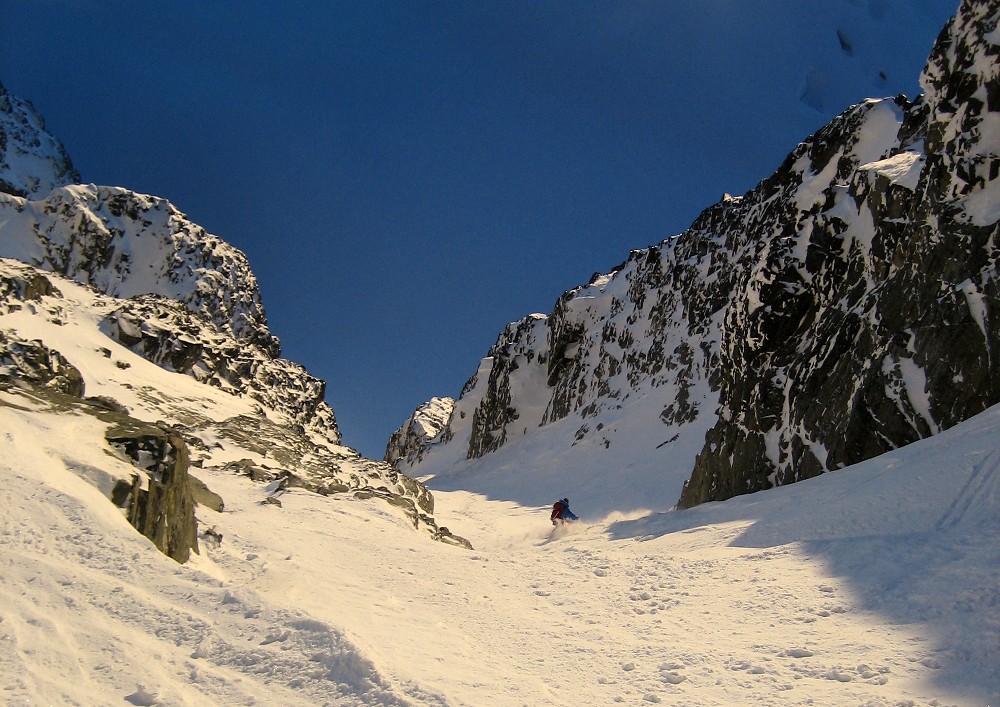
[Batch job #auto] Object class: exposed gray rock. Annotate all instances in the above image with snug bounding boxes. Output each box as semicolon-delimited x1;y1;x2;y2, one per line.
432;526;475;550
0;257;464;553
100;295;340;445
187;413;471;545
0;331;85;397
85;396;129;415
470;316;550;458
106;420;199;563
0;265;60;303
0;380;211;564
188;473;225;513
0;184;278;353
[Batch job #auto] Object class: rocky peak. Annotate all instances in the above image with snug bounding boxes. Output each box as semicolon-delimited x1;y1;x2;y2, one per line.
0;80;472;553
0;79;79;199
0;184;278;353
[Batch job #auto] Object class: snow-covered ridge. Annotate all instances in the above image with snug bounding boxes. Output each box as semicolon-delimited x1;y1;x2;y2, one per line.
0;78;273;353
0;77;472;553
408;0;1000;511
0;85;342;447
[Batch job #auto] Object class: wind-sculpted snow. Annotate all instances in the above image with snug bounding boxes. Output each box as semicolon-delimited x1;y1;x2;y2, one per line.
410;0;1000;510
0;80;79;199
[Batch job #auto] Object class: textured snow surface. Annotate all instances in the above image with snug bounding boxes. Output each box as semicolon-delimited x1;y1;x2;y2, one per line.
3;392;998;705
2;386;998;705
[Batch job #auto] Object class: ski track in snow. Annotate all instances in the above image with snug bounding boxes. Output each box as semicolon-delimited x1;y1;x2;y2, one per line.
936;443;1000;531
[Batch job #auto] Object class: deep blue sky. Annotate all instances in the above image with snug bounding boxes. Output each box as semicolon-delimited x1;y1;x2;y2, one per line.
3;1;955;458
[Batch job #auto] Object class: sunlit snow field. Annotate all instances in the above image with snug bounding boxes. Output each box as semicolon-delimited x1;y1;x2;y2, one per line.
2;379;997;705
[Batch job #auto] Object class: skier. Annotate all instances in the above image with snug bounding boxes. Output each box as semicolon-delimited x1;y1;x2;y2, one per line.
550;498;578;525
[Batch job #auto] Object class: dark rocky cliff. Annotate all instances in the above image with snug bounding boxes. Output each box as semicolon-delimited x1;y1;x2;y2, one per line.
681;0;1000;506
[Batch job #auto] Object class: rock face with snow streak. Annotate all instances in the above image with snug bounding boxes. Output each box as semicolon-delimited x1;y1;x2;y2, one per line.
407;0;1000;508
0;255;461;556
100;293;338;443
384;396;455;467
681;0;1000;507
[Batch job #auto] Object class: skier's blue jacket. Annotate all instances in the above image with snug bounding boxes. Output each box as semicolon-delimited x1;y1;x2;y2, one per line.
551;498;578;522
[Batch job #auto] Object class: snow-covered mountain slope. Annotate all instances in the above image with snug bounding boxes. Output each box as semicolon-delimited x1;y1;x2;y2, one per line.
406;0;1000;513
0;257;467;555
3;367;998;704
0;4;996;704
0;79;79;199
0;63;486;570
0;178;355;451
0;74;469;554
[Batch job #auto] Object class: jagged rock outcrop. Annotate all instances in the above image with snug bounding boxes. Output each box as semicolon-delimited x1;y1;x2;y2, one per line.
407;0;1000;509
0;79;79;199
0;102;344;444
0;363;206;565
1;252;469;553
107;420;200;564
195;414;435;517
1;239;469;554
100;294;339;444
385;396;455;467
0;76;471;549
0;267;84;395
0;332;85;397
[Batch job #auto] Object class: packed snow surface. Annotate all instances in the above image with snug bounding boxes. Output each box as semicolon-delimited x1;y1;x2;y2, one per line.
2;380;998;705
